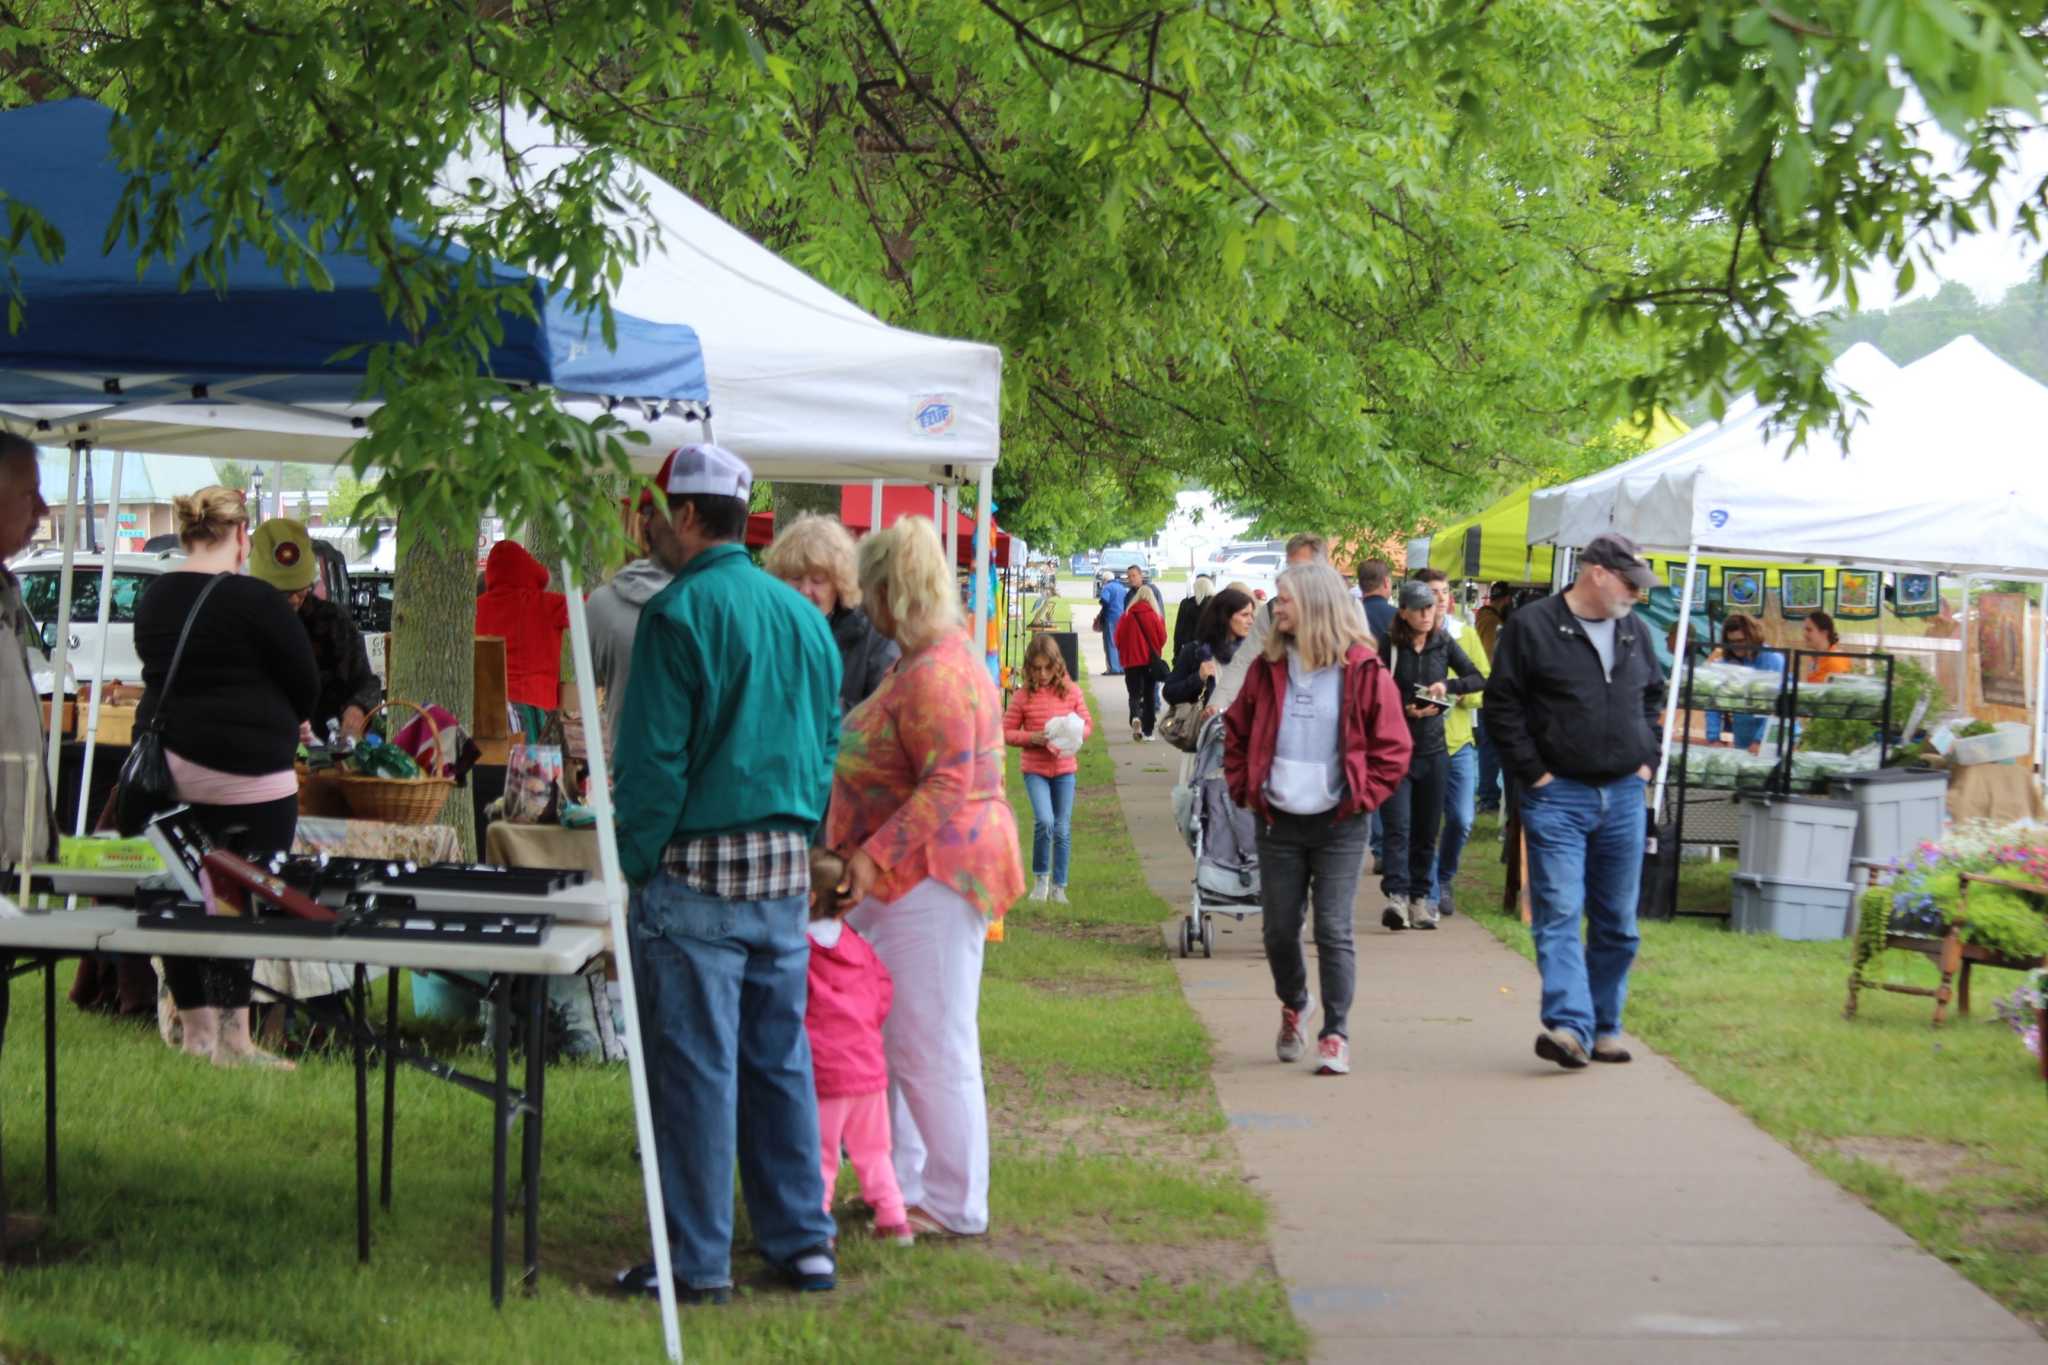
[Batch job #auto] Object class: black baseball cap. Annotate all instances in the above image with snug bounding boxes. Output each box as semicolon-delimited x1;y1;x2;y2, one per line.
1579;532;1659;591
1397;579;1438;612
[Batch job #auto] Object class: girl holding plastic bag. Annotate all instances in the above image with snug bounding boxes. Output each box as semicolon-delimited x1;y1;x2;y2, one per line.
1003;635;1092;903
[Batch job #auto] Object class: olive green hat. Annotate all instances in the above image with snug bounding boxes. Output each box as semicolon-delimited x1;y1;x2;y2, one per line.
250;517;318;592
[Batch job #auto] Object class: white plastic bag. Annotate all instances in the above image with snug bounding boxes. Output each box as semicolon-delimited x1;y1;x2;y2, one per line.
1044;712;1085;756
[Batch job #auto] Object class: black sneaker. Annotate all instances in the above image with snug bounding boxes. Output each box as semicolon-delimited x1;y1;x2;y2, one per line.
771;1246;838;1293
614;1262;733;1304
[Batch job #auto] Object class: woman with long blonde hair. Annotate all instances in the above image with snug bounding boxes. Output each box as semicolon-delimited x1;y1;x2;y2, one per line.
1222;564;1411;1078
826;516;1023;1237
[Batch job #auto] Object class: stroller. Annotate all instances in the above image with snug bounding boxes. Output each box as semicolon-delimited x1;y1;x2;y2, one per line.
1172;715;1262;957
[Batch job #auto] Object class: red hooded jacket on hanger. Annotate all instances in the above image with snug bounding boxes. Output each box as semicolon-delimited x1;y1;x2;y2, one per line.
475;540;571;711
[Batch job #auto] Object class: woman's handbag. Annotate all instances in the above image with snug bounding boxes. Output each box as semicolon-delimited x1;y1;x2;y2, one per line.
114;573;229;837
1158;701;1203;752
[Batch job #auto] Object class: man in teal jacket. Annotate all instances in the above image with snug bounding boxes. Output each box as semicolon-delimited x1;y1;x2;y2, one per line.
611;444;843;1304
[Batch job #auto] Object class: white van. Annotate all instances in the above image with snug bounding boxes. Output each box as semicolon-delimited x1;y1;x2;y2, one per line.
12;549;185;691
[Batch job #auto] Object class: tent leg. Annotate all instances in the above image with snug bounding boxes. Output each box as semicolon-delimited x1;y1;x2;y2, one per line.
870;480;883;532
44;445;84;804
74;450;124;837
973;467;993;681
944;486;958;566
559;551;682;1365
932;484;942;526
1651;546;1700;823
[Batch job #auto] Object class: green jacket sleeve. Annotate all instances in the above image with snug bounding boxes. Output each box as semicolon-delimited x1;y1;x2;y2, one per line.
612;609;696;884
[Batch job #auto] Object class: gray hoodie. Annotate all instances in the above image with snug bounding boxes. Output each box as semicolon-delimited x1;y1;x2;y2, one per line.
585;557;676;764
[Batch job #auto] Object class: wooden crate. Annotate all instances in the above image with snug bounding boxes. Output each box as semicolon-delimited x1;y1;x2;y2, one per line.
93;703;138;747
40;700;75;738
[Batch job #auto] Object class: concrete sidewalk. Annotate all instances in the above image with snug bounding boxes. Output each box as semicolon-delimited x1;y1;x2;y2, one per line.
1080;657;2048;1364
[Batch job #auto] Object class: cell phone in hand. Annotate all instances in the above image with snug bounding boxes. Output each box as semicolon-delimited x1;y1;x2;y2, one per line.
1411;685;1447;711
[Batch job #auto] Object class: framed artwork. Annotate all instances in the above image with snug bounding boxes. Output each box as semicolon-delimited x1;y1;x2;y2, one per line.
1834;569;1879;621
1978;592;2029;707
1894;572;1940;617
1778;570;1824;615
1666;561;1708;607
1723;568;1765;613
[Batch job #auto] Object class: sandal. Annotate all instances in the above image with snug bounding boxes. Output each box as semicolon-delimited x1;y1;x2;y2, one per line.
905;1205;983;1239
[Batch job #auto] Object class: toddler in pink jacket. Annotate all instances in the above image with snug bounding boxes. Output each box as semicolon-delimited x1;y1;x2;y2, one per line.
805;906;910;1244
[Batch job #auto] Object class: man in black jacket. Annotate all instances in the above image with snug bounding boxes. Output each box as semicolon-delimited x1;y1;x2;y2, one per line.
1483;533;1664;1070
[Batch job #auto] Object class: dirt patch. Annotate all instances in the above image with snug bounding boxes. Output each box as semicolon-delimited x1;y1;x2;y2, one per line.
2;1214;91;1270
988;1060;1226;1167
1823;1136;1990;1191
962;1318;1263;1364
1016;975;1152;999
1972;1206;2048;1258
988;1229;1271;1293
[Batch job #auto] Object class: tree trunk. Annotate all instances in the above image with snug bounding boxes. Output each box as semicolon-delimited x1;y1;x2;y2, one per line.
771;482;842;531
390;518;476;858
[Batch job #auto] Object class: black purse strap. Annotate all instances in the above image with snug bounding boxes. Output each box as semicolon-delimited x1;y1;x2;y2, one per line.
148;572;231;735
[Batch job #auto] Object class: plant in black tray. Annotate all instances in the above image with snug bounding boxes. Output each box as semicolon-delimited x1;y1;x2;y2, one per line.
1801;658;1945;755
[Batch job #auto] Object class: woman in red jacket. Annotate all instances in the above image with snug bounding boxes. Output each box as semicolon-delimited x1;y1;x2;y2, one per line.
1112;572;1168;742
475;539;569;739
1223;563;1412;1078
1003;634;1094;903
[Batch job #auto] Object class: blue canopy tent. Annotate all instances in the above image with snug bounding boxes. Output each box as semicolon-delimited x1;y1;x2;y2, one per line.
0;98;703;1357
0;99;707;410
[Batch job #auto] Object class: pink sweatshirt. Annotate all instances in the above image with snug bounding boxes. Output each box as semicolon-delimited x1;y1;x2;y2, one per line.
805;920;893;1099
1003;680;1092;777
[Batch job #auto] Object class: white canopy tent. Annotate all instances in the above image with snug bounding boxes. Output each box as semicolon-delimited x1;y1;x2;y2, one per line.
1524;343;1901;552
1608;336;2048;814
4;110;1006;1364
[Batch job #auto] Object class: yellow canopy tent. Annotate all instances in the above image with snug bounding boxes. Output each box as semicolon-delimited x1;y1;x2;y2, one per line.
1425;483;1556;583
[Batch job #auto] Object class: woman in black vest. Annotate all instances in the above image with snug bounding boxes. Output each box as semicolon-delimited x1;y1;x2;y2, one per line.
1377;580;1483;932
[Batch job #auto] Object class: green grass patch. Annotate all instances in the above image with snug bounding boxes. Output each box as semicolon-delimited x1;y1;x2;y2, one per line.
1455;815;2048;1330
0;688;1303;1362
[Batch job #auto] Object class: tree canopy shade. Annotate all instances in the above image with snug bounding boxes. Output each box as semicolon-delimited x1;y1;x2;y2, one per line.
3;1;2044;549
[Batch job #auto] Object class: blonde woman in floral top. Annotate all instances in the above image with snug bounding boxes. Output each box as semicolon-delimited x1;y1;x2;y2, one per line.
828;516;1023;1238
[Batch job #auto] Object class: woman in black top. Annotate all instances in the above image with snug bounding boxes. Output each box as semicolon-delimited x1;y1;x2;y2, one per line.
1162;587;1257;717
134;487;318;1069
1376;580;1483;931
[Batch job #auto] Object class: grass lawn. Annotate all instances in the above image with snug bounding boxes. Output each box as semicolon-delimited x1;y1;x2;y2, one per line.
0;690;1304;1364
1453;817;2048;1331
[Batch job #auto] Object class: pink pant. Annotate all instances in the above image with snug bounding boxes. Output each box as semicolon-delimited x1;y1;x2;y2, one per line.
817;1090;907;1227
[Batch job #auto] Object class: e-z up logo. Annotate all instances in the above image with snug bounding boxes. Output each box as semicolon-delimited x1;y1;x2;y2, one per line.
913;396;956;436
1707;508;1730;528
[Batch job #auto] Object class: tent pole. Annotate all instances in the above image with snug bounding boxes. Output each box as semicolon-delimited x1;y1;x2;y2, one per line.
973;466;993;680
45;444;84;800
269;460;285;523
1651;545;1700;823
869;480;883;533
1959;575;1974;715
559;549;682;1365
932;484;942;526
74;449;124;838
944;485;958;566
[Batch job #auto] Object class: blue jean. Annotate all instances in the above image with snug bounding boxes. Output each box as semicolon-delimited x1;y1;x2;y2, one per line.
1023;772;1076;884
1430;744;1478;901
1474;714;1502;811
1520;774;1646;1049
630;873;834;1289
1101;610;1124;672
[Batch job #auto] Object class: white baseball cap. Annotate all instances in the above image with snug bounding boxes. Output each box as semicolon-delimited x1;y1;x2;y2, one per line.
661;443;752;500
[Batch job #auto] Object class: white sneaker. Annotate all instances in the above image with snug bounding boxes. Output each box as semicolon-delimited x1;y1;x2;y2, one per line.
1410;900;1440;930
1315;1034;1351;1076
1381;896;1409;932
1031;875;1051;902
1050;886;1070;905
1130;718;1144;742
1276;995;1315;1063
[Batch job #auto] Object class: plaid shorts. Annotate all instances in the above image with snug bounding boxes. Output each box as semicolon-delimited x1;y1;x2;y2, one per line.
661;829;809;901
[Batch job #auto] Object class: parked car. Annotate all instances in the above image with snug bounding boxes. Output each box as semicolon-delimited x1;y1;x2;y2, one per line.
1209;548;1286;600
348;568;394;634
1197;540;1284;582
1067;550;1099;576
12;549;184;691
1095;545;1157;578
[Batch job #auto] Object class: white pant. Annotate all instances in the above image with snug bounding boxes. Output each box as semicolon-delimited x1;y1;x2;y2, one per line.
847;878;990;1234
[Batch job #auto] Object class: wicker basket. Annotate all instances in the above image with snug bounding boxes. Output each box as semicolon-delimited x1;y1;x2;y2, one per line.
335;700;455;824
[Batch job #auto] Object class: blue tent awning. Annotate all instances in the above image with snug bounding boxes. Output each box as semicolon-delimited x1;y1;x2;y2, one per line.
0;99;707;407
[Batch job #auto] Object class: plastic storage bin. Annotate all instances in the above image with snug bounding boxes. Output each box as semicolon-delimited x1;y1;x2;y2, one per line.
1735;793;1858;884
1827;768;1948;868
1730;872;1855;940
1952;722;2030;766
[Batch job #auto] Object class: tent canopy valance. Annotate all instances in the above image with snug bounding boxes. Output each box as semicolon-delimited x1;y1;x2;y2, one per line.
1611;337;2048;577
0;100;708;413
